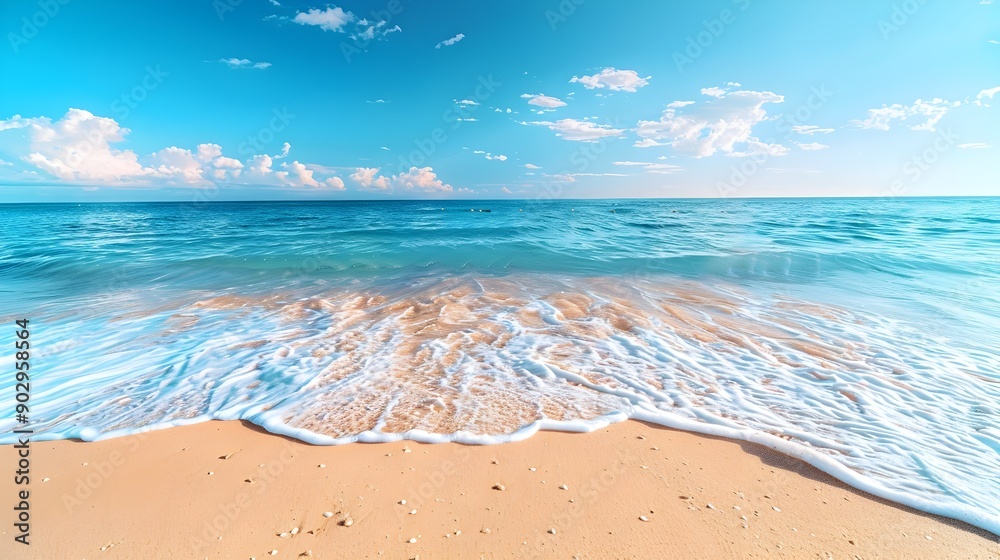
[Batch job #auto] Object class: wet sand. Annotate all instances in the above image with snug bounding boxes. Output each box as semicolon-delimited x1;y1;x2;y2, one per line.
2;420;997;559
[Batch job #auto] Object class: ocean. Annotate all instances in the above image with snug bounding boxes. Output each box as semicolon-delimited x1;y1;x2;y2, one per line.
1;197;998;534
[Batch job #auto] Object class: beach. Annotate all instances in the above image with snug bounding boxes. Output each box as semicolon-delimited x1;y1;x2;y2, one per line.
3;419;997;559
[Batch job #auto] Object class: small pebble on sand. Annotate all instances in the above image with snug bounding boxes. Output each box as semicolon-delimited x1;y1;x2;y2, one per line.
639;515;649;522
480;528;491;534
493;484;506;491
291;527;299;535
408;537;417;543
548;528;557;534
318;464;325;468
529;467;536;472
400;499;407;505
409;509;417;515
323;512;333;518
559;484;568;490
772;506;781;513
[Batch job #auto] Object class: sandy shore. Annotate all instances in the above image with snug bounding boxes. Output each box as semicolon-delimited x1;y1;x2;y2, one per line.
2;420;997;559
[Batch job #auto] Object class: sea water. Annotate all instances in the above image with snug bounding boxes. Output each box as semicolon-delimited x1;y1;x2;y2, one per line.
0;197;998;534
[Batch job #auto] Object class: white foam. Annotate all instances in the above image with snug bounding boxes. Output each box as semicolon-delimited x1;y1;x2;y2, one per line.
2;276;998;535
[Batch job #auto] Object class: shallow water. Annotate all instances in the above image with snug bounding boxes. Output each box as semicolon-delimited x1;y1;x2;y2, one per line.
1;198;998;533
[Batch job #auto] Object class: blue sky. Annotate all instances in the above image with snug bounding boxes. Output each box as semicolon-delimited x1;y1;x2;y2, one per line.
1;0;998;201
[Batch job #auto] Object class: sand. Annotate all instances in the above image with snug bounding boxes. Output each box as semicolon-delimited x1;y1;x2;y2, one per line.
2;420;997;559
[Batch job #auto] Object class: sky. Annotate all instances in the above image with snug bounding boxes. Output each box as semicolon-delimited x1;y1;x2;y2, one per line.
0;0;998;202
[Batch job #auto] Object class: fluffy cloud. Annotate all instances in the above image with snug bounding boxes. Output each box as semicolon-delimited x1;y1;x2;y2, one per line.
521;93;566;109
393;166;453;192
524;163;541;169
634;87;786;157
570;68;650;92
851;98;961;132
435;33;465;48
292;7;353;31
350;166;453;192
218;58;271;70
523;118;625;142
0;109;342;188
975;86;1000;106
350;167;391;190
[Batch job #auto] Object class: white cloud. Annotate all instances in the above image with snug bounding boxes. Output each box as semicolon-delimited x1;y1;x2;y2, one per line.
570;68;650;92
958;142;991;149
393;166;453;192
501;186;512;194
292;7;354;32
634;88;786;157
612;161;682;173
273;142;291;159
700;87;727;98
285;160;319;187
0;109;343;189
975;86;1000;106
851;98;961;131
989;40;999;44
666;101;695;108
524;163;541;169
520;93;566;109
485;154;507;161
456;99;479;106
351;167;391;190
524;118;625;142
218;58;271;70
435;33;465;49
793;141;829;151
792;125;835;135
325;176;346;189
0;159;13;166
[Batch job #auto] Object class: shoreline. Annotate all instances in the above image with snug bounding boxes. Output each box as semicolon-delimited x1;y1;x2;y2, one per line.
2;420;997;559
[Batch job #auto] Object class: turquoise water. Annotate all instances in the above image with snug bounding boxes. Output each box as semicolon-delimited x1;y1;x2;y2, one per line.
1;198;998;534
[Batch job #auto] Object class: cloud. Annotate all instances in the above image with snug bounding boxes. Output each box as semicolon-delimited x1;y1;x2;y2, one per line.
700;87;727;98
350;167;391;190
634;88;786;157
435;33;465;49
520;93;567;109
612;161;682;173
501;186;512;194
523;118;625;142
218;58;271;70
975;86;1000;106
666;101;695;108
393;166;453;192
989;40;999;44
792;125;835;135
793;141;829;150
285;160;319;187
958;142;991;149
524;163;541;169
570;68;650;92
851;98;961;131
0;109;342;188
485;154;507;161
325;176;346;189
456;99;479;106
292;7;354;32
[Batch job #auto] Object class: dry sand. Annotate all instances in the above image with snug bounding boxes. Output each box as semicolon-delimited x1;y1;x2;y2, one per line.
2;420;997;559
